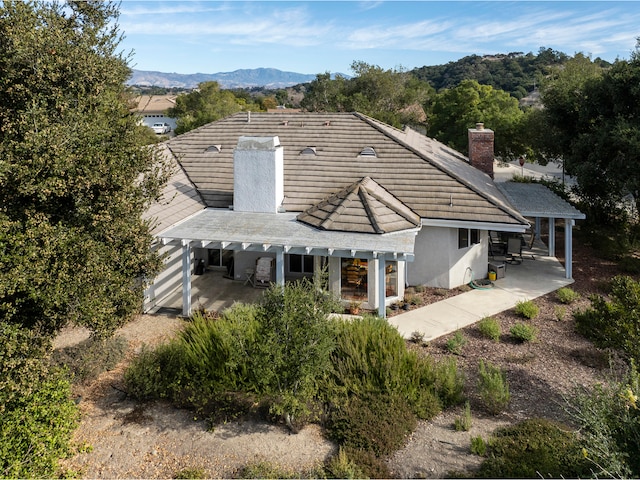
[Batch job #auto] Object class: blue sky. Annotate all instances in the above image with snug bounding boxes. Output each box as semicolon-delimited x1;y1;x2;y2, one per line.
118;1;640;75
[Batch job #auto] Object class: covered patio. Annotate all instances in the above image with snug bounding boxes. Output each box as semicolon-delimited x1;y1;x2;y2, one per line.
158;209;419;318
497;182;586;279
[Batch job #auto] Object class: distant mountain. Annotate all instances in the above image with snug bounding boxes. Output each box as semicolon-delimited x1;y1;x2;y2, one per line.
128;67;320;89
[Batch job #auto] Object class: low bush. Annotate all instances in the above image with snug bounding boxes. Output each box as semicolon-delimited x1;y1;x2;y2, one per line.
339;447;391;479
477;317;501;342
454;401;472;431
237;461;301;479
174;467;207;479
478;360;510;415
510;322;538;343
52;335;128;384
574;275;640;364
566;363;640;478
326;393;417;457
477;418;591;478
324;447;367;480
445;331;467;354
327;316;463;420
514;300;539;319
556;287;580;304
554;305;566;321
0;323;79;478
470;436;487;456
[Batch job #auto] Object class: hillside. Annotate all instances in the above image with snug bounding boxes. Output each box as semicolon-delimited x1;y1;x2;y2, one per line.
128;68;317;89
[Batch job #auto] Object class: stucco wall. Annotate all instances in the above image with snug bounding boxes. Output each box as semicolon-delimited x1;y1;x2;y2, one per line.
407;227;489;289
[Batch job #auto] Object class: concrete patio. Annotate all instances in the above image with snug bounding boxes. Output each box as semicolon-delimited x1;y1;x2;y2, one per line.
152;240;572;341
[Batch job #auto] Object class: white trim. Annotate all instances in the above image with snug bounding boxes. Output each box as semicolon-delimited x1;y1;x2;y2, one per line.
421;218;528;233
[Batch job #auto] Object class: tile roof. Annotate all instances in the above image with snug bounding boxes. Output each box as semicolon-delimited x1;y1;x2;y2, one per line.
143;144;206;235
164;112;528;228
297;176;421;233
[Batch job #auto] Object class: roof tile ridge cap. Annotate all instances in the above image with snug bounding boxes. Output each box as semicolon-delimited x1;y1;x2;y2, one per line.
164;144;207;207
319;183;360;229
361;178;421;226
362;121;527;226
358;183;384;234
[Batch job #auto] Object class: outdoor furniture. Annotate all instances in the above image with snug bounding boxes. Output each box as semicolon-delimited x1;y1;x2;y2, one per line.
506;237;523;264
489;231;506;258
243;268;255;286
254;257;273;288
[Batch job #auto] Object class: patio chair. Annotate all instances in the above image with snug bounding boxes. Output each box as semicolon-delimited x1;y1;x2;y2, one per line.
254;257;273;288
489;231;506;258
506;237;523;264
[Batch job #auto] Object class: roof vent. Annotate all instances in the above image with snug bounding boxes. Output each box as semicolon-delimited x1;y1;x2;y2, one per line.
205;145;221;153
323;120;331;126
281;120;289;126
300;146;317;155
359;146;377;157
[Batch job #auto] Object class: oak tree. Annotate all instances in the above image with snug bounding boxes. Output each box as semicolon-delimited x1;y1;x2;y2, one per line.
0;1;168;337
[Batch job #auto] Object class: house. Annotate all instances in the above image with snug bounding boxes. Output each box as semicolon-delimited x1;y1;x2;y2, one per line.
132;94;178;132
143;112;581;318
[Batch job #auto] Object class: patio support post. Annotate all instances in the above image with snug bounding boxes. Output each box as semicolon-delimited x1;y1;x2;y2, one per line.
535;217;541;240
565;218;574;279
275;249;285;285
548;217;555;257
181;241;192;317
378;255;386;318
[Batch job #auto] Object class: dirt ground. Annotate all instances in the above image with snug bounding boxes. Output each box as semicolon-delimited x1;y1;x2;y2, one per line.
58;231;632;479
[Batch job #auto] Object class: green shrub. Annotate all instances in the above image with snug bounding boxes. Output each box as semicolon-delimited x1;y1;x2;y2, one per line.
52;335;128;384
327;393;417;457
328;316;462;420
477;419;591;478
445;331;467;354
554;305;566;321
510;322;538;343
434;357;466;408
556;287;580;304
478;317;501;342
575;275;640;364
471;436;487;456
409;330;426;345
339;447;390;479
566;363;640;478
454;401;472;431
514;300;539;319
324;447;367;480
478;360;510;415
0;323;79;478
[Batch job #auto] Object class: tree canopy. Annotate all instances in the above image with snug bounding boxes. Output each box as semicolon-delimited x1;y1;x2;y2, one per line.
540;50;640;222
0;0;169;337
428;80;526;158
168;81;259;134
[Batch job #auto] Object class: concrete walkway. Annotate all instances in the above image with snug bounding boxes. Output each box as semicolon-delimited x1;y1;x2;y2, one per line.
388;245;573;341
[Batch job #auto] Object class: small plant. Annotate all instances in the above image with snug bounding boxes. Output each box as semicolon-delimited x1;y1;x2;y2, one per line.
556;287;581;304
515;299;539;319
454;401;472;431
478;316;501;342
446;331;467;355
349;300;362;314
414;284;426;293
478;360;510;415
554;305;566;321
510;322;538;343
410;330;426;345
174;467;207;479
324;447;366;480
404;293;419;305
471;436;487;456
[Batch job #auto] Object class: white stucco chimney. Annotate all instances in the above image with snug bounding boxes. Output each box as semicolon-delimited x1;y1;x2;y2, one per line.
233;136;284;213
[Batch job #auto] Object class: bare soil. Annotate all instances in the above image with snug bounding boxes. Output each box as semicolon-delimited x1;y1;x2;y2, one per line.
58;231;635;479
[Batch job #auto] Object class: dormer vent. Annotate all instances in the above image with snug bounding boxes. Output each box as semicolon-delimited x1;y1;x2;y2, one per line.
205;145;221;153
300;146;317;155
359;146;377;157
323;120;331;126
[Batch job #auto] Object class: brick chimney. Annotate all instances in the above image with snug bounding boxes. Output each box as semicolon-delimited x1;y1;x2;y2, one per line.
468;123;494;178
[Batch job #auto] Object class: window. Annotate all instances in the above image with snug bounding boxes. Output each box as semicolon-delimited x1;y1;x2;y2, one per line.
385;261;398;298
341;258;368;302
458;228;480;249
288;254;314;274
